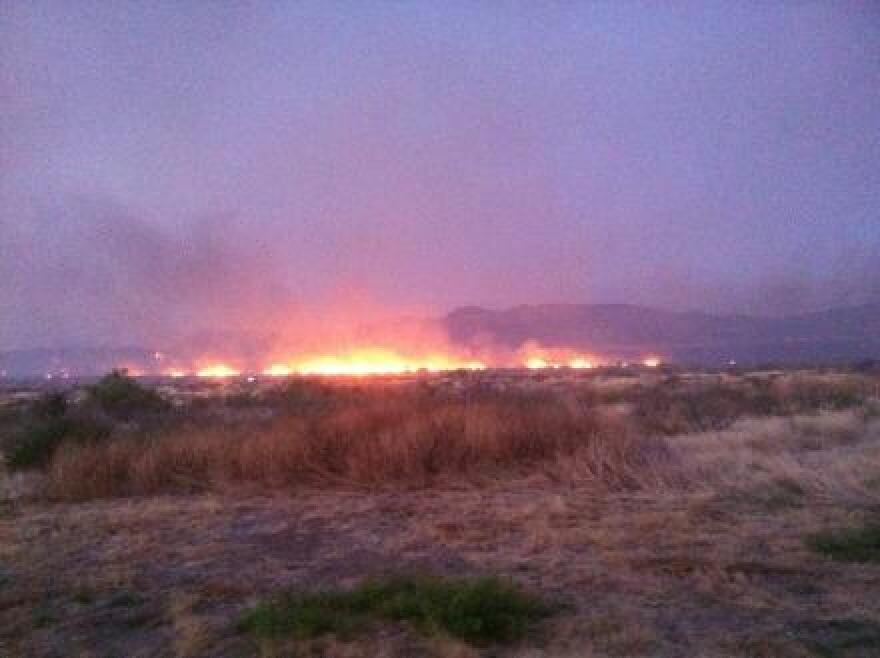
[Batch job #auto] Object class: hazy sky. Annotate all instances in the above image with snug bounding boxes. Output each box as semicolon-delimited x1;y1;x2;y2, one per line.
2;2;879;349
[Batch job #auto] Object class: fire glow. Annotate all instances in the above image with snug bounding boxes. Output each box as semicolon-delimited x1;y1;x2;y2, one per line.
264;348;486;377
152;345;657;378
520;344;597;370
196;364;241;378
526;356;594;370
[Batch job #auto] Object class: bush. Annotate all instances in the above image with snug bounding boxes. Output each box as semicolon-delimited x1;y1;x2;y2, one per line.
807;523;880;563
238;576;552;645
31;392;68;420
88;370;169;420
6;411;109;470
6;418;69;469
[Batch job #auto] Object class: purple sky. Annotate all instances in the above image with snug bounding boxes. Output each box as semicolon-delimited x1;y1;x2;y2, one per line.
2;2;879;350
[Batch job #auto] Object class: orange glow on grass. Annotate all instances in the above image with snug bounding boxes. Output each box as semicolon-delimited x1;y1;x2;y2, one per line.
642;357;661;368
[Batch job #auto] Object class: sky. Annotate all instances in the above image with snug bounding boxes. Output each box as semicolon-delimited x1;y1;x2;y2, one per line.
2;1;879;350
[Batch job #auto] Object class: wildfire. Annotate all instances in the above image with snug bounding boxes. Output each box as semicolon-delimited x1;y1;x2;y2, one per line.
266;349;485;377
525;357;549;369
522;344;597;370
196;364;240;378
263;363;293;377
146;344;656;378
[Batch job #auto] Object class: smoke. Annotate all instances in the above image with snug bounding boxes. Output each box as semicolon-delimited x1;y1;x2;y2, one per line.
2;2;879;353
0;194;480;364
1;196;294;349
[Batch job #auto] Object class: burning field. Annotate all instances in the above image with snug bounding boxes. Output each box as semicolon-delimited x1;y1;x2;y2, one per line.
5;1;879;655
120;340;627;381
2;366;880;657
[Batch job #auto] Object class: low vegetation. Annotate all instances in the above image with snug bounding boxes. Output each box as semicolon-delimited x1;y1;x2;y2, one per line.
1;369;877;500
87;369;169;420
238;575;552;646
808;522;880;563
2;368;880;656
46;392;665;500
629;372;867;435
3;370;165;470
4;393;109;469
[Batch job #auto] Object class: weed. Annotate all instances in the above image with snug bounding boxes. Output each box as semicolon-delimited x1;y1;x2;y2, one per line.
32;602;57;628
807;523;880;563
238;576;553;646
796;618;880;657
72;587;95;604
109;590;146;607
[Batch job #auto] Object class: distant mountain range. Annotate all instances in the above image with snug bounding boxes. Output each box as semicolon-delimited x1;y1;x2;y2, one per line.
444;303;880;365
2;303;879;376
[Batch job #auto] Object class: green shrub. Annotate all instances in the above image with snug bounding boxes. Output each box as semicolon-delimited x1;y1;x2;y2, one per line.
807;523;880;563
797;618;880;656
5;392;110;470
6;413;109;470
238;575;552;646
88;370;169;420
6;419;69;469
31;392;68;420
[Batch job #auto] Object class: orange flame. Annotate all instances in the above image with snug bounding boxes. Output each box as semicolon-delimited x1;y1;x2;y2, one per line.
152;342;620;377
196;364;240;378
266;348;485;377
525;357;549;369
521;343;598;370
263;363;294;377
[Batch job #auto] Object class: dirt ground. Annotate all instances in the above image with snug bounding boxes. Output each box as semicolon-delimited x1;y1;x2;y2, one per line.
2;468;879;657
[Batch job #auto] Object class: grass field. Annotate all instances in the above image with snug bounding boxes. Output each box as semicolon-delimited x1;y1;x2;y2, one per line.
2;368;879;656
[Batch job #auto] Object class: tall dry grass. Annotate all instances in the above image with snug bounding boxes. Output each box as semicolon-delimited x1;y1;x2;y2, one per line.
47;395;667;500
41;372;880;502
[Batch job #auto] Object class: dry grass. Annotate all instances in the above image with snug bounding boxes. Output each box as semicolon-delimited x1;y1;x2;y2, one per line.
673;409;880;509
3;394;880;655
46;395;668;500
4;371;880;655
40;371;879;502
169;592;212;658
